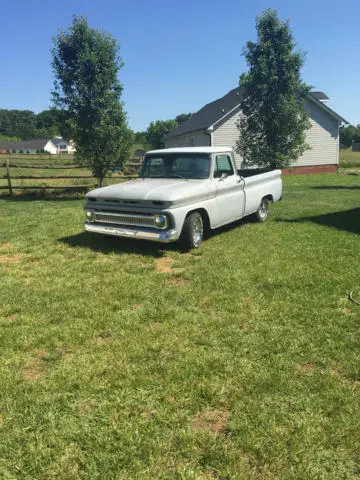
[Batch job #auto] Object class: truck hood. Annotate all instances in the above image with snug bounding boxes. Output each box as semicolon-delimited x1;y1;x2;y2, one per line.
86;178;213;205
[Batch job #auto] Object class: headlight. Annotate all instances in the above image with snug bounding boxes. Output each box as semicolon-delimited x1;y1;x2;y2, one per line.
86;210;95;222
154;214;167;229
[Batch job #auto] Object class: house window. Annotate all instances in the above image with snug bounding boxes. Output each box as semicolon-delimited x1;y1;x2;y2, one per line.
59;144;67;150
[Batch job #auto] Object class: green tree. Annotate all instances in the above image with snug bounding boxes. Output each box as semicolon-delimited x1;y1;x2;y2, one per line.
51;15;132;186
175;113;192;124
36;109;62;137
340;125;356;148
0;110;37;139
236;9;311;169
146;119;178;149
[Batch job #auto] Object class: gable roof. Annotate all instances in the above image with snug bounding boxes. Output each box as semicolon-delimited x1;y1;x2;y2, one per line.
51;138;67;147
0;139;52;151
166;87;245;138
310;91;329;101
166;87;348;139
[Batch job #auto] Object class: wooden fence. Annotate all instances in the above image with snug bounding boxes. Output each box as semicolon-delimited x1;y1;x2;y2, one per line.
0;159;137;195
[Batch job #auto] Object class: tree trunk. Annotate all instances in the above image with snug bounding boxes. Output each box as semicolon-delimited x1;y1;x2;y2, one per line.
98;176;103;188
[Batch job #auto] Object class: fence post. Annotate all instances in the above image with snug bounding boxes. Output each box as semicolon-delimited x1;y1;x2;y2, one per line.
6;159;13;196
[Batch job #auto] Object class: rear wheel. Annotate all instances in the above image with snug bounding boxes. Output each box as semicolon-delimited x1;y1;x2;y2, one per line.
179;212;204;250
255;197;269;222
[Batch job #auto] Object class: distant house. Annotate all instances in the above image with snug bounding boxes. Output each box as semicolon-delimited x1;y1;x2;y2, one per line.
0;139;57;155
51;138;76;154
165;88;348;174
352;143;360;152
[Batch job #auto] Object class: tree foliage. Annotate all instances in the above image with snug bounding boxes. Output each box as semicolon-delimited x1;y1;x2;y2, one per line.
340;124;360;148
236;9;311;169
175;113;192;125
146;119;178;149
0;109;61;140
52;15;132;185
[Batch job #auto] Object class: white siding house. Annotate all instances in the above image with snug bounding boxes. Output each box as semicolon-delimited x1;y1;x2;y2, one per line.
165;88;347;174
51;138;76;154
0;139;57;155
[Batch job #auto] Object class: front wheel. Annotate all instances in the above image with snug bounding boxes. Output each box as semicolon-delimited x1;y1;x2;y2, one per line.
255;198;269;222
179;212;204;250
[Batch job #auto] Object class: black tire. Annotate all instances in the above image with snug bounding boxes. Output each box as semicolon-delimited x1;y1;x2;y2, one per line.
255;197;269;222
179;212;204;250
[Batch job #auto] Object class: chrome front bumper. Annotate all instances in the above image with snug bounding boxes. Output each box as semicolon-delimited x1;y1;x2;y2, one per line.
84;222;178;243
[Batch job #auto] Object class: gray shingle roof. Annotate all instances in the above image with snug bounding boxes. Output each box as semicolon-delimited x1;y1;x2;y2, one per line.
0;139;50;151
51;138;66;146
166;88;347;139
166;87;245;138
310;91;329;101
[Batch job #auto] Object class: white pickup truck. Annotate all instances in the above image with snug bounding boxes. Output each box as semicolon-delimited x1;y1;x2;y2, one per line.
84;147;282;249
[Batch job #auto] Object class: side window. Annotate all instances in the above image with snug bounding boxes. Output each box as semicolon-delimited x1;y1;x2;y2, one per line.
214;155;234;178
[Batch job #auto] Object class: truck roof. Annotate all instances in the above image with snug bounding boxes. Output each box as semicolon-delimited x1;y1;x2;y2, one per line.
146;146;233;155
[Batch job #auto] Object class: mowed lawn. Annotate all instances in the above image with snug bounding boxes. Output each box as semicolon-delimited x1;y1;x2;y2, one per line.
0;174;359;479
339;149;360;169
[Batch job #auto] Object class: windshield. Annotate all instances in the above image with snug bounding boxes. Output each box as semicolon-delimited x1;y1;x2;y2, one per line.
140;154;211;179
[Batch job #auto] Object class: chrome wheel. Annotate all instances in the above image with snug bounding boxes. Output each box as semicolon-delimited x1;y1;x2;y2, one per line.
255;198;269;222
192;216;203;247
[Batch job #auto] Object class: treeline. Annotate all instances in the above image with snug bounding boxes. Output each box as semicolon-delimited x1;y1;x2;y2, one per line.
340;124;360;148
135;113;192;150
0;108;191;152
0;109;62;140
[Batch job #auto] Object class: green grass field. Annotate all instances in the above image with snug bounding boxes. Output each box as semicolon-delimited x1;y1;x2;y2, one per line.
0;173;359;479
0;155;134;193
339;148;360;168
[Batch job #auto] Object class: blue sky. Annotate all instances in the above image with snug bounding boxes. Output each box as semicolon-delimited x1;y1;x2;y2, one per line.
0;0;358;131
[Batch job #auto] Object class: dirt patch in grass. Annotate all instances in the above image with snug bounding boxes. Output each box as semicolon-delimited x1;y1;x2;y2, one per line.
23;349;47;382
57;347;74;360
0;255;22;263
296;363;317;373
168;277;188;287
0;243;13;251
151;323;162;331
192;408;230;435
155;257;174;273
239;323;250;332
93;333;112;346
330;368;341;378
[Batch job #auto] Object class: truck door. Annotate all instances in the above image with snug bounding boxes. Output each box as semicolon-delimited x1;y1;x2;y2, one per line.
213;154;245;226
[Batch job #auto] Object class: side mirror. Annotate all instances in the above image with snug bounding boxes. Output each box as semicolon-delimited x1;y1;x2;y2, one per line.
220;172;228;181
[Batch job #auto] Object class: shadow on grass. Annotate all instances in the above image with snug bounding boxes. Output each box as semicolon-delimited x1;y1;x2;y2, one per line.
312;186;360;190
58;231;181;257
277;208;360;235
59;218;250;257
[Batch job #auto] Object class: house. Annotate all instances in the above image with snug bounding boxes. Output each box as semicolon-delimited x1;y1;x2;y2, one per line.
164;87;348;174
0;139;57;155
51;138;76;154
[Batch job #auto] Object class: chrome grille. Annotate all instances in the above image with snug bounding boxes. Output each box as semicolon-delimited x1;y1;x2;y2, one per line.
94;211;155;228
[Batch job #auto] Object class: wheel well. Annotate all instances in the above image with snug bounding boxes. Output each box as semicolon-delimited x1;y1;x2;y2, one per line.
185;208;211;231
263;194;273;203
